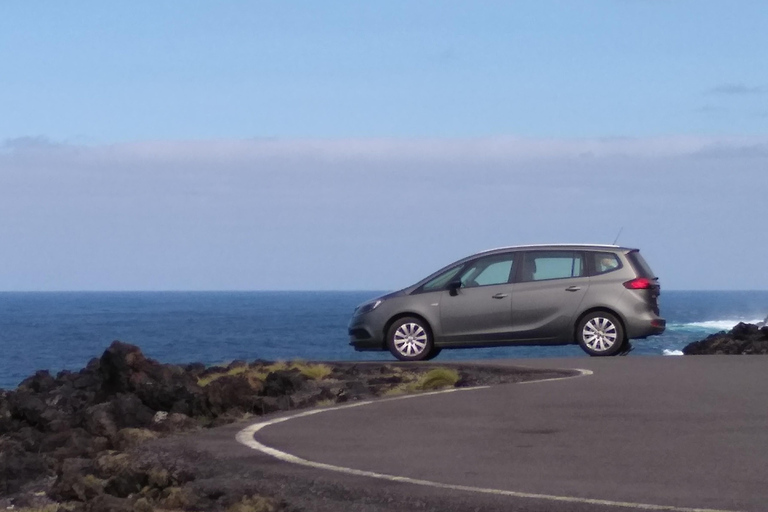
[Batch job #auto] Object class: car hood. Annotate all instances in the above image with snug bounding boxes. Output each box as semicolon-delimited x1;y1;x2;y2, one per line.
376;290;406;301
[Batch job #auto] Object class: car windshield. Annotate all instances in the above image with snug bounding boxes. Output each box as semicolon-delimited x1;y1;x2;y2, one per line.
459;254;515;287
420;265;463;292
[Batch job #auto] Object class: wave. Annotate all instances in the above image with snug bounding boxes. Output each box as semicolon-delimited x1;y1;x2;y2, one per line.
669;319;764;332
662;349;684;356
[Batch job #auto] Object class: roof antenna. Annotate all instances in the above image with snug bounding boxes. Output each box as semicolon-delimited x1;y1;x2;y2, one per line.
612;227;623;246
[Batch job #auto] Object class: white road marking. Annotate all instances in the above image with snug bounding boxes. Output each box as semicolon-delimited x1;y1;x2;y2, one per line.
517;367;594;383
236;369;738;512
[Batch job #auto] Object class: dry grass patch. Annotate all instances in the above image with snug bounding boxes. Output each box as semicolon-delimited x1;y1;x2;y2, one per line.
12;506;62;512
414;368;460;391
197;365;250;386
382;385;409;397
198;360;332;387
381;367;460;395
290;361;332;380
244;362;288;382
227;494;280;512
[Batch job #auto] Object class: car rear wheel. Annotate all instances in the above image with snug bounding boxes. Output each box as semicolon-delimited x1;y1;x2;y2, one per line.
423;346;442;361
577;312;625;357
387;317;434;361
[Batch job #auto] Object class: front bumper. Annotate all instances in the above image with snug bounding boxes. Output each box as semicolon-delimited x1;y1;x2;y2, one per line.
348;315;385;351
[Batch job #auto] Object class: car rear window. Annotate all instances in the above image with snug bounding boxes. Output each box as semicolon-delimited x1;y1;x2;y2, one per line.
626;250;656;278
592;252;622;275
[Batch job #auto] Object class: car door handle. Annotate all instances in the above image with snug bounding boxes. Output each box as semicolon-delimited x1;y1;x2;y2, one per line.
565;286;581;292
492;293;509;299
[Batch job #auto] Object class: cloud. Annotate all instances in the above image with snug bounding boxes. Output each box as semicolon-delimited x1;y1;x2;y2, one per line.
694;105;725;115
1;136;60;151
707;83;768;95
4;135;765;166
691;142;768;159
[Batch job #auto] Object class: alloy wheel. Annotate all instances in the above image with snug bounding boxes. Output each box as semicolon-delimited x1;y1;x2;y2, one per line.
582;316;619;352
393;322;428;357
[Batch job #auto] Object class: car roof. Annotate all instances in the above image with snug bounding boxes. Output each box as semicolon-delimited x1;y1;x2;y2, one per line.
476;244;636;255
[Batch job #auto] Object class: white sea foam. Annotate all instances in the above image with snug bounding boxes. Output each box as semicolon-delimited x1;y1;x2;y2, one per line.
662;349;684;356
673;319;763;331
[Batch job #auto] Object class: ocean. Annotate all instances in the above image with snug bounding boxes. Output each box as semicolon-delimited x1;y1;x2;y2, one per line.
1;290;767;390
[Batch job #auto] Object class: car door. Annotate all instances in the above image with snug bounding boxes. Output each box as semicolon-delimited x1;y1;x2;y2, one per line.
510;251;590;342
439;252;516;344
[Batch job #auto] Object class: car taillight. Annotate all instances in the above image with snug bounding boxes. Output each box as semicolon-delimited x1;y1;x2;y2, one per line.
624;277;652;289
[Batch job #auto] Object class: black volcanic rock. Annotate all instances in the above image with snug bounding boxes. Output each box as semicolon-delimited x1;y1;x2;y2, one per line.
205;374;263;416
18;370;57;393
683;322;768;355
49;457;100;502
100;341;210;417
0;342;215;499
0;437;49;495
261;369;307;397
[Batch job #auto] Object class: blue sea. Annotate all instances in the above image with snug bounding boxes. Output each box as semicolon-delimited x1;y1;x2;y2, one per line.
1;291;767;390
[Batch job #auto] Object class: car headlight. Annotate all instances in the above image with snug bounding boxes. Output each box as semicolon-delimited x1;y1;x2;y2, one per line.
355;299;383;315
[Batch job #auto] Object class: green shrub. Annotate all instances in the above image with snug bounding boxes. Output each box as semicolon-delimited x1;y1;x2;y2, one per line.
415;368;460;390
197;365;249;386
13;505;64;512
197;360;332;386
227;495;279;512
291;362;332;380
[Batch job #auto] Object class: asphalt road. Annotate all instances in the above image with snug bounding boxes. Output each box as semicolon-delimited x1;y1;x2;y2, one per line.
240;356;768;512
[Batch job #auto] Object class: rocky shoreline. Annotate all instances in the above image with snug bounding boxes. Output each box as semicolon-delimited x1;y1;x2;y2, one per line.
0;341;571;512
683;322;768;355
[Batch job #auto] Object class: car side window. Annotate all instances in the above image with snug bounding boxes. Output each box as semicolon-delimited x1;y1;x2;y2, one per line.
520;251;583;282
460;254;515;288
593;252;622;275
421;265;464;292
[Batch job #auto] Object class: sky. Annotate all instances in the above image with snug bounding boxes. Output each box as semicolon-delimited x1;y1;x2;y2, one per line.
1;1;767;291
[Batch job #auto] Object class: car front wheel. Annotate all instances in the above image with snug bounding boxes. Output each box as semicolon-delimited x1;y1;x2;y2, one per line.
577;312;625;357
387;317;434;361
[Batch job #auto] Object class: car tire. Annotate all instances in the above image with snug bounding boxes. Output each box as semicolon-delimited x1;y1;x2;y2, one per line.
387;317;434;361
577;311;625;357
423;346;442;361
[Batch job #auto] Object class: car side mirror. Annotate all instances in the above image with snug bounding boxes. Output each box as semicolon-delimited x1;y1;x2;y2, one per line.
448;280;462;296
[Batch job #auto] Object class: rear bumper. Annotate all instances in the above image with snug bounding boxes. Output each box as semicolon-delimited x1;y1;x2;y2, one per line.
626;316;666;339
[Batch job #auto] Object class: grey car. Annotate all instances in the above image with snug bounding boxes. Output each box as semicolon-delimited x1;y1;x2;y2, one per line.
348;244;665;360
